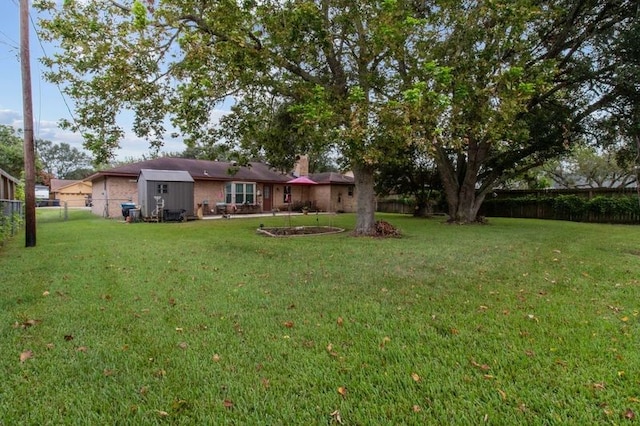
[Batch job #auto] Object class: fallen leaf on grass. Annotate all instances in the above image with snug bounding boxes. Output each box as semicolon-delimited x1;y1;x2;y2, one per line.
103;369;115;377
412;405;421;412
42;291;50;296
337;386;347;398
177;342;188;350
336;317;344;327
411;373;421;382
329;410;343;424
155;410;169;417
223;399;234;409
283;321;294;328
261;377;270;389
326;343;338;358
380;336;391;348
623;409;635;420
76;346;88;352
592;382;606;390
13;319;42;329
212;354;221;362
20;350;33;363
64;335;74;341
497;389;507;400
471;360;490;371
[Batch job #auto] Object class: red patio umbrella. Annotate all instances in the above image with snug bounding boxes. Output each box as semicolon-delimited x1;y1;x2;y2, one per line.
285;176;317;224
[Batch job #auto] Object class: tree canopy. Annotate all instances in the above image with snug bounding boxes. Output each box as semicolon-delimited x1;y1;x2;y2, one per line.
34;0;639;228
36;140;94;180
0;125;24;179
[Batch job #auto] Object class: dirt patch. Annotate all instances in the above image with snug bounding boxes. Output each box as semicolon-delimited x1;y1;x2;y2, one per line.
257;226;345;237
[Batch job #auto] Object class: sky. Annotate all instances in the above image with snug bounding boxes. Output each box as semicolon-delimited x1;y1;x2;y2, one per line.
0;1;229;162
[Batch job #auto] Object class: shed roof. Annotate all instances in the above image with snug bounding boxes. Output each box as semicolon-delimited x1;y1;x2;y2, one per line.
138;169;195;182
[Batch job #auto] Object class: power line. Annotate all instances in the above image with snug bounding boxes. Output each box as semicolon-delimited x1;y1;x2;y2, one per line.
28;5;79;140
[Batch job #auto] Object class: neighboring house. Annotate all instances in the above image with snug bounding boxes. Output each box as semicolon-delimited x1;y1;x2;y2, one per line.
1;168;21;242
1;168;19;202
85;157;356;219
50;179;93;207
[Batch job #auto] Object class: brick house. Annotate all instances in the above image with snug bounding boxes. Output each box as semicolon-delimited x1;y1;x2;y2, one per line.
85;157;356;219
50;179;93;207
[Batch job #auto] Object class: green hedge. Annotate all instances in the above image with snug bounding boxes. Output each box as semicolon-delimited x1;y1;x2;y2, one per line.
0;213;22;246
482;194;640;223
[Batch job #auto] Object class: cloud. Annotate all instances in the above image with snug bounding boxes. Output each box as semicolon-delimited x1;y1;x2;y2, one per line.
0;109;22;126
0;106;232;161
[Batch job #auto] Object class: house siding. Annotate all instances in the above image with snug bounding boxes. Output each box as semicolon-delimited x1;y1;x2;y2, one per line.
91;176;138;218
194;181;226;215
310;185;356;212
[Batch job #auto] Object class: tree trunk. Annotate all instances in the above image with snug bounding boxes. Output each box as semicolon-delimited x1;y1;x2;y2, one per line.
353;163;377;235
434;139;489;223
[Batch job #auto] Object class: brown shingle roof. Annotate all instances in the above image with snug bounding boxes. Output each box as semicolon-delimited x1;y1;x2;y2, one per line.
86;158;293;183
309;172;354;185
50;179;81;192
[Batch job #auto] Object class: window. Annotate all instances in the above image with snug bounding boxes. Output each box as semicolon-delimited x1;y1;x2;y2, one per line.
283;185;291;203
348;185;354;196
225;182;256;204
157;184;168;194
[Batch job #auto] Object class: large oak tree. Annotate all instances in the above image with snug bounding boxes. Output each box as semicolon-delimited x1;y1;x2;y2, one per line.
35;0;637;228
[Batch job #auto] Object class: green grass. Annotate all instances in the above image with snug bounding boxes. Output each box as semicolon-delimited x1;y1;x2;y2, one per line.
1;210;639;425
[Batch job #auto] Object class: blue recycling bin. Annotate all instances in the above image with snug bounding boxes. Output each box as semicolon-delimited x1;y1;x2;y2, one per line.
121;202;136;217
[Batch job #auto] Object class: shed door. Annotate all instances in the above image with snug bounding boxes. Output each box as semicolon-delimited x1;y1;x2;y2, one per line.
262;185;272;211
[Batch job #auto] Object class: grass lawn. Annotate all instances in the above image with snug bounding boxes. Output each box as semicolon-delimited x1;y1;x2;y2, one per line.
1;209;639;424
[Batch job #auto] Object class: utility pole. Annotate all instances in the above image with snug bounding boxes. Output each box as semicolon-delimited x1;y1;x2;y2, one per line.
20;0;36;247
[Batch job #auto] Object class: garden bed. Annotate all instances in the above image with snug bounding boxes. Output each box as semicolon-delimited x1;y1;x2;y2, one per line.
257;226;344;237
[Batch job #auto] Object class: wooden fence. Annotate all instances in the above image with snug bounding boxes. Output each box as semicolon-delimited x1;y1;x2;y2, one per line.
480;188;640;224
376;200;416;215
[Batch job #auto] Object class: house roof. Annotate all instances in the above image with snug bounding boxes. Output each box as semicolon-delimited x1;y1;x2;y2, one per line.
50;179;81;192
85;157;293;183
309;172;354;185
139;169;195;182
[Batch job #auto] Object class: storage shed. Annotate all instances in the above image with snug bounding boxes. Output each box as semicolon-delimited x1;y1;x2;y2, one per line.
138;169;195;220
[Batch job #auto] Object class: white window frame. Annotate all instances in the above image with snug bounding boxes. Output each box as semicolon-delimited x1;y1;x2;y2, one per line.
225;182;256;205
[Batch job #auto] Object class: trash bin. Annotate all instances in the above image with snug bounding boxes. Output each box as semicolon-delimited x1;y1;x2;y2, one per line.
121;202;136;217
129;208;141;222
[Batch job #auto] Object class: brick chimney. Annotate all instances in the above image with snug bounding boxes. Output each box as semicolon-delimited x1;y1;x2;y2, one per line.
293;154;309;176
